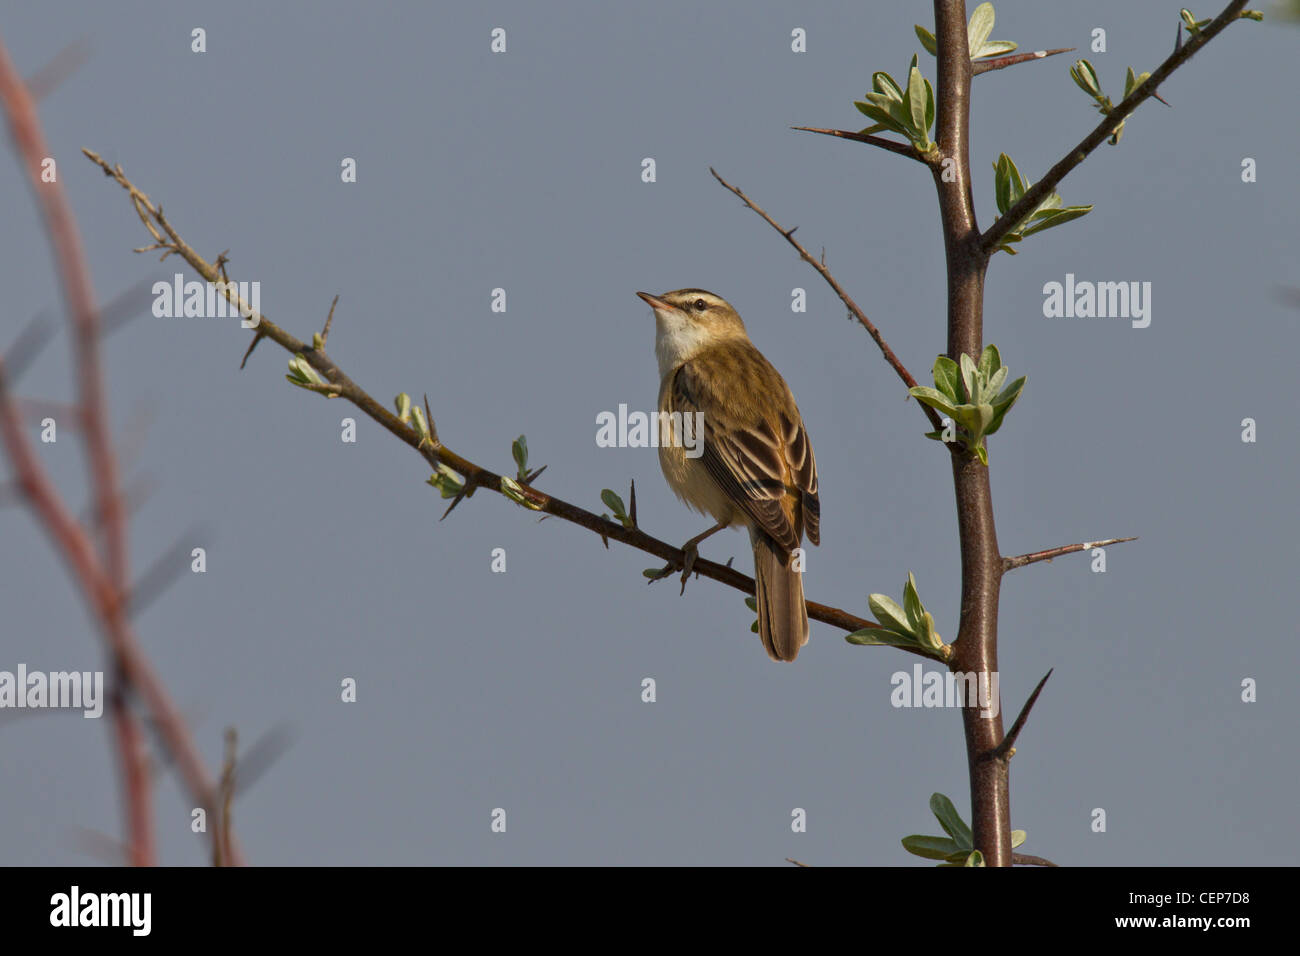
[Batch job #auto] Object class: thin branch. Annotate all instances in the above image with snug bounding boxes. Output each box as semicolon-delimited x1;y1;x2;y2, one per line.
125;524;211;617
982;0;1251;253
25;37;92;102
971;47;1073;76
708;167;943;432
85;152;916;656
989;669;1053;763
790;126;926;162
1012;852;1058;867
1003;536;1137;573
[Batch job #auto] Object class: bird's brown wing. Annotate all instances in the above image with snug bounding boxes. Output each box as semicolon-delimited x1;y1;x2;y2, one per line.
669;344;819;554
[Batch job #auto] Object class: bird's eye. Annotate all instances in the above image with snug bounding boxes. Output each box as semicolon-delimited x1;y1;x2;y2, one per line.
694;298;707;312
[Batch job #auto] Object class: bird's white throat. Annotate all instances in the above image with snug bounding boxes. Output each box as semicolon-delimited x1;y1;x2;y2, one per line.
654;311;717;379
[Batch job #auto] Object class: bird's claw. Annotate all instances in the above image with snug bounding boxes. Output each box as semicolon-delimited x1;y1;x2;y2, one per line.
678;542;699;595
644;541;700;594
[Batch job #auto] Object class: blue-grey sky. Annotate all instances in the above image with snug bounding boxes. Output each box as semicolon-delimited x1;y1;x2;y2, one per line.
1;1;1295;866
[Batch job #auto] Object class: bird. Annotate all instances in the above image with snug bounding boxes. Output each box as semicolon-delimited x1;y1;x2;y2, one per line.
636;289;820;662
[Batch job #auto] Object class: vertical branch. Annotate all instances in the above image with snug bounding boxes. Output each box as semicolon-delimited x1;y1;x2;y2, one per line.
0;38;242;865
932;0;1010;866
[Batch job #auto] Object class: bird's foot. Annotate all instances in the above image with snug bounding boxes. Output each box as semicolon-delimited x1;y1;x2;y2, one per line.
644;540;701;595
677;541;700;595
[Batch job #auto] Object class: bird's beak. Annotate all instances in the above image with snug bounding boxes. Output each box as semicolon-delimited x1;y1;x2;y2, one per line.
636;291;671;313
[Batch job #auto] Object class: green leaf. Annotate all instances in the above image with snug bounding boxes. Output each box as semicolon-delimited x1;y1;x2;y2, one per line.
409;406;430;441
930;793;974;848
902;572;924;630
991;375;1026;412
600;489;626;517
1012;830;1027;849
993;154;1012;212
872;71;904;102
867;593;911;634
512;435;528;476
959;352;978;401
915;24;938;55
901;834;962;860
906;65;929;139
395;393;412;422
950;402;994;434
426;463;465;499
854;101;903;133
964;850;986;867
866;89;910;127
977;344;1002;381
985;376;1026;436
500;476;542;510
1071;59;1101;96
917;610;943;651
967;2;996;57
924;78;935;141
846;627;919;648
1022;205;1093;237
744;596;758;612
933;356;962;401
975;39;1017;57
908;386;958;418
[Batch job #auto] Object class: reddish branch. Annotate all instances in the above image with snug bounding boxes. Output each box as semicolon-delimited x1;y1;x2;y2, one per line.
0;38;240;865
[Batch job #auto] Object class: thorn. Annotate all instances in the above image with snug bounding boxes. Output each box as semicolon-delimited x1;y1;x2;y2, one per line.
321;295;339;345
629;478;638;529
239;330;267;369
421;394;440;447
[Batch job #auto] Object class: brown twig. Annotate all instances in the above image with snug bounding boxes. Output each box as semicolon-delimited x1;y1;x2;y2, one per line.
971;47;1074;75
708;167;943;433
1003;536;1137;572
789;126;926;162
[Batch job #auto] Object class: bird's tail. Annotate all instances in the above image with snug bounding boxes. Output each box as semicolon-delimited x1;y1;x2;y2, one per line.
752;530;809;662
